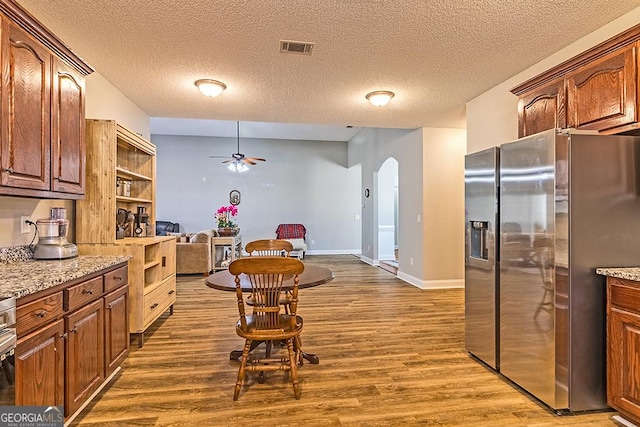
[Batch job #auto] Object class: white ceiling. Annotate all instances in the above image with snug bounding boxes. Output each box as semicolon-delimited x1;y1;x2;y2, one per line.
16;0;640;140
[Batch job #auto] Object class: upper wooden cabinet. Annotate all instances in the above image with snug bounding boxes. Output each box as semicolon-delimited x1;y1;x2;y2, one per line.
0;19;51;192
567;44;636;131
517;79;566;138
513;24;640;137
0;0;92;199
51;58;86;194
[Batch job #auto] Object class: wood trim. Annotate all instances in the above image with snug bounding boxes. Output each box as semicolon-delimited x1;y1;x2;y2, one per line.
511;23;640;95
0;0;94;75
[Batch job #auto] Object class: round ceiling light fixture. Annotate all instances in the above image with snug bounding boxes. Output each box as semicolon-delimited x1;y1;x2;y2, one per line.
195;79;227;97
366;90;395;107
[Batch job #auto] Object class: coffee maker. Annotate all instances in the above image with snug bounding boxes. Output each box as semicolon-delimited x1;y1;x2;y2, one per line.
33;207;78;260
133;206;150;237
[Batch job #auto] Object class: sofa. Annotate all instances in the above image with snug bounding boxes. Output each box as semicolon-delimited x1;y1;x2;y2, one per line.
170;229;218;275
156;220;180;236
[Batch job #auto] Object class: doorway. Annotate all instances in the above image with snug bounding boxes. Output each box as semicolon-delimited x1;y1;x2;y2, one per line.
377;157;399;274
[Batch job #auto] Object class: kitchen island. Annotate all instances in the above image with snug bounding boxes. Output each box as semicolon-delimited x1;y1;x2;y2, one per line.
597;267;640;427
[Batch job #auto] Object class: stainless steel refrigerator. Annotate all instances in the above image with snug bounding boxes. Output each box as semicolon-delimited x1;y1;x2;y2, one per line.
499;128;640;412
464;147;499;370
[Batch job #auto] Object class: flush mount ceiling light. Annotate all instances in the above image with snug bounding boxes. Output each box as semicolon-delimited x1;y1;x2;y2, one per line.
366;90;395;107
195;79;227;97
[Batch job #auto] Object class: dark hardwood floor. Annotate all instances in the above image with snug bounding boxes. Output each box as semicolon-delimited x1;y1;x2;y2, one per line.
69;255;617;426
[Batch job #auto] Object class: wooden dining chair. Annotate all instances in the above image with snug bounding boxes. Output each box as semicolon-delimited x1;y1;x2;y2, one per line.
245;239;293;257
245;239;295;314
228;256;305;400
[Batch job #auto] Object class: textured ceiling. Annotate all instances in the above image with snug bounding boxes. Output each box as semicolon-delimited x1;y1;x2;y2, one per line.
15;0;640;133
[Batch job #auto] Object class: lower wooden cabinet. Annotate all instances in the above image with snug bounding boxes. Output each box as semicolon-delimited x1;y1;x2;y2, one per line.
104;286;129;376
65;298;104;417
606;277;640;425
15;319;64;406
15;262;129;419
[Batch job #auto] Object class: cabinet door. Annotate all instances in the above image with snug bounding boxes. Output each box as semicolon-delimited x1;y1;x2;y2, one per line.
0;19;51;190
104;286;129;377
65;298;104;417
51;58;85;194
517;79;566;138
567;44;637;131
15;319;64;407
607;306;640;419
160;238;176;280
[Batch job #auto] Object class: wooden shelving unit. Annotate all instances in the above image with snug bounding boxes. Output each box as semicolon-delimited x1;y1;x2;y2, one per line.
76;119;176;347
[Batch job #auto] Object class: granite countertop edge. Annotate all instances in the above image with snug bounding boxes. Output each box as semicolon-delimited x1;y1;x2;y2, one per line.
0;255;131;299
596;267;640;282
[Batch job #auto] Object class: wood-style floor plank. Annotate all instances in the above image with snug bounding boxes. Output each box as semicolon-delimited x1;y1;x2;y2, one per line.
69;255;618;426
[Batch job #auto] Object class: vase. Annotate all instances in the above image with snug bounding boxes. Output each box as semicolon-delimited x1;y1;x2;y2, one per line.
217;227;237;237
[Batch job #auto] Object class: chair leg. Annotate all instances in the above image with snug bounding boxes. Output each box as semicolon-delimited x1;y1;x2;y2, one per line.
294;335;303;366
234;339;252;400
287;338;301;399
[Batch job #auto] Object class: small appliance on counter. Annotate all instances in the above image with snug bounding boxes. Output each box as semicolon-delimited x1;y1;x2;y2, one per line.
33;207;78;260
134;206;150;237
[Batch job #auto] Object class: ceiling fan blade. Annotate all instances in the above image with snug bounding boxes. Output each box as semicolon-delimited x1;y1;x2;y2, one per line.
221;159;234;163
246;157;266;162
242;159;256;165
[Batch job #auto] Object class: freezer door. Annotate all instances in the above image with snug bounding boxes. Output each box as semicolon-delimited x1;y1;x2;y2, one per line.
499;129;568;409
464;147;499;369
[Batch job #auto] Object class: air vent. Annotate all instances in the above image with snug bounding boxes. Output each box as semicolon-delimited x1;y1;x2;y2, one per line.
280;40;314;55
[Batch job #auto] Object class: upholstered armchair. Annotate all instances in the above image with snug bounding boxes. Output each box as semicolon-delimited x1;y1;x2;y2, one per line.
275;224;308;259
172;229;218;275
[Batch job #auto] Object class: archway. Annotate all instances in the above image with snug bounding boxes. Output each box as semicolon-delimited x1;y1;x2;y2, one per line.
376;157;399;273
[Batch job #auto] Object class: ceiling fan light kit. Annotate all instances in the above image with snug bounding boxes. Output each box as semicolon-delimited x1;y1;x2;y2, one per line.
228;161;249;172
366;90;394;107
195;79;227;97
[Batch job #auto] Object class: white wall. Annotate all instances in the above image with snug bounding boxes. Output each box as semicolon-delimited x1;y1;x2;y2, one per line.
467;6;640;153
350;126;465;287
152;134;361;253
0;72;150;248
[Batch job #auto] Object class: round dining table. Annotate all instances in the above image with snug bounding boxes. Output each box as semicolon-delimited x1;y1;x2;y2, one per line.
205;264;334;291
205;264;334;364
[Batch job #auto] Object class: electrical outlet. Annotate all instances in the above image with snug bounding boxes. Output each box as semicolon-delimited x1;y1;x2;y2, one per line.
410;257;414;266
311;240;315;245
21;216;31;234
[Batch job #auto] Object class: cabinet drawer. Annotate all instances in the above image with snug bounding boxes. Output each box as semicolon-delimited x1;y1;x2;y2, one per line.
104;265;128;292
17;291;64;336
609;278;640;314
143;277;176;327
65;276;103;312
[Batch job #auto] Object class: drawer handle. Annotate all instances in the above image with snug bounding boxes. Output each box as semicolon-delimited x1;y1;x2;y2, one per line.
168;290;175;295
36;311;47;318
59;332;68;339
2;167;14;174
150;303;159;309
83;289;94;295
113;276;122;280
162;256;166;267
70;327;77;334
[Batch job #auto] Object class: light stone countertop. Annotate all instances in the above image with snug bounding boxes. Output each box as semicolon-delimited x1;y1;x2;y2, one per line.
0;255;131;299
596;267;640;282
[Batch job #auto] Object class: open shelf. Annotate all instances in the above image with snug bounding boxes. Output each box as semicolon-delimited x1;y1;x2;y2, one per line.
116;166;152;181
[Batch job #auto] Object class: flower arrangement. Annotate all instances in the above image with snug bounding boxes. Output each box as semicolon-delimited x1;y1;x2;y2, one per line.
216;205;238;229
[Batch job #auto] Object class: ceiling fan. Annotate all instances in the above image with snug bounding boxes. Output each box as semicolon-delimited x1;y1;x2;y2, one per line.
209;121;266;172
